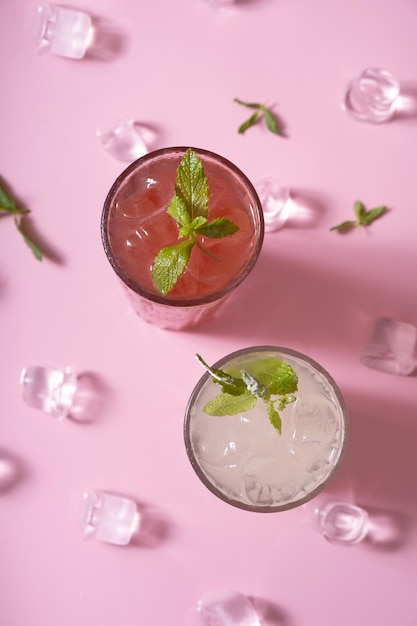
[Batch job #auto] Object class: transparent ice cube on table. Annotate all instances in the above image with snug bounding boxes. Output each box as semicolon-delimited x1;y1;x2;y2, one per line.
256;178;293;231
189;590;260;626
344;67;400;123
20;365;78;420
360;317;417;375
98;120;156;163
315;501;369;545
35;3;92;59
75;488;139;545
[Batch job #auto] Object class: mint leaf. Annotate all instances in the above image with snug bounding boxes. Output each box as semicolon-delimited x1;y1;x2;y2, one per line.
234;98;282;136
194;217;239;239
167;195;191;228
152;149;240;295
152;240;194;295
203;392;257;416
196;354;246;396
241;370;268;399
262;106;281;135
329;220;357;232
175;148;208;219
331;200;388;233
359;205;387;226
266;401;282;434
353;200;366;222
179;216;207;239
234;98;262;109
245;357;298;396
14;216;43;261
196;353;299;435
0;181;42;260
238;111;260;134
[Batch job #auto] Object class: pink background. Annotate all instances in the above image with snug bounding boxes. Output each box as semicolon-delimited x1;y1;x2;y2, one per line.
1;0;416;624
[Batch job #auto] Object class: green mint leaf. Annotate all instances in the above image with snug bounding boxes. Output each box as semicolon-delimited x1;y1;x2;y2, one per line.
152;149;240;295
233;98;262;109
360;205;387;226
194;217;239;239
245;357;298;396
152;240;194;295
241;370;268;399
329;220;357;232
179;215;207;239
330;200;388;233
14;217;43;261
0;184;29;215
235;98;282;136
197;354;299;435
266;401;282;434
275;394;296;411
196;354;246;396
203;392;257;416
175;148;208;219
167;194;191;228
238;111;260;134
353;200;366;222
0;185;16;212
262;106;281;135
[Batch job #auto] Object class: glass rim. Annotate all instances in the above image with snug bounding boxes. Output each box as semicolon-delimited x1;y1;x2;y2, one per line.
184;345;349;513
101;146;265;308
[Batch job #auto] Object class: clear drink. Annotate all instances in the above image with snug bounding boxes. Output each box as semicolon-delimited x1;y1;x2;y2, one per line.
184;346;349;512
101;147;264;330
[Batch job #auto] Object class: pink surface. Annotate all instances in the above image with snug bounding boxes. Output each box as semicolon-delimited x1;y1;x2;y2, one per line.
1;1;416;625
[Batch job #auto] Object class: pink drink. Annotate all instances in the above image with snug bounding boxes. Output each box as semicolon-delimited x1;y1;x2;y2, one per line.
101;147;264;329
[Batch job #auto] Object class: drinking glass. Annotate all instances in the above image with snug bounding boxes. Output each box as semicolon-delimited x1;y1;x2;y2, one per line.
184;346;349;512
101;147;264;330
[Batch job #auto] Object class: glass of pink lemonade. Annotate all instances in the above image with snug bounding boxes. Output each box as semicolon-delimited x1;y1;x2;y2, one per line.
101;147;264;330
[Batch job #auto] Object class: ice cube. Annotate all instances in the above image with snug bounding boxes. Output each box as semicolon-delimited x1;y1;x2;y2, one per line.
360;317;417;375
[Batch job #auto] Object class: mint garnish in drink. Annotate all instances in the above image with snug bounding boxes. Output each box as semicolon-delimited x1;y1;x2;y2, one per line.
330;200;388;233
196;354;298;434
0;180;42;260
234;98;282;136
151;149;240;295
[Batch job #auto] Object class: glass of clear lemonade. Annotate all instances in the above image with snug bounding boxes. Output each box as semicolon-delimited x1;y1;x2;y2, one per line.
184;346;349;512
101;147;264;330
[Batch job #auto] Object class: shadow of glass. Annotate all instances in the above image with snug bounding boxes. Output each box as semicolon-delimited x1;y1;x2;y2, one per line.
68;372;112;424
198;242;416;356
0;449;26;493
316;389;417;540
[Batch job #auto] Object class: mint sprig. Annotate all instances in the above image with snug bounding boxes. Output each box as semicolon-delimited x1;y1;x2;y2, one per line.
152;149;239;295
330;200;387;233
234;98;282;136
0;181;42;260
196;354;298;434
